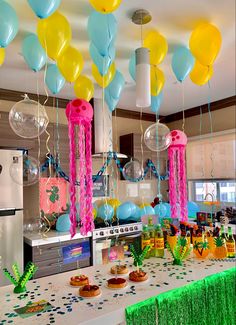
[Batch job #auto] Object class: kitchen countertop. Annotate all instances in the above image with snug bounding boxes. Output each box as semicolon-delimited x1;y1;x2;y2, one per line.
0;252;234;325
24;230;92;247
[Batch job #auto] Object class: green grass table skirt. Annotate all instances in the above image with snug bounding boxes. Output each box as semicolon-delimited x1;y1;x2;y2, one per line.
125;267;236;325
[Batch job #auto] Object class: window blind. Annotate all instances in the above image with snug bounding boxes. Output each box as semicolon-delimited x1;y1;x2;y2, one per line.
186;130;236;179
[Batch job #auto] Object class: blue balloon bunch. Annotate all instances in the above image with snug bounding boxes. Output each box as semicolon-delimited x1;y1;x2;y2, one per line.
105;70;125;112
0;0;19;48
22;34;47;72
88;11;117;75
27;0;61;19
171;46;195;82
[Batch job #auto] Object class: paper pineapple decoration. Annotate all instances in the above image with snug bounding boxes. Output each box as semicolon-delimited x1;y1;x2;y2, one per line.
166;237;191;266
213;237;227;259
3;262;38;293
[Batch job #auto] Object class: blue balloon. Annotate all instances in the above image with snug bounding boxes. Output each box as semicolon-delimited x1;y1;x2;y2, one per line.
27;0;61;19
187;201;199;217
89;42;115;76
162;203;171;217
132;206;141;221
171;46;195;82
0;0;19;48
129;51;136;81
140;206;155;217
105;70;125;112
98;204;114;220
56;214;71;232
116;202;134;220
22;34;46;72
151;92;163;114
45;64;65;94
87;11;117;56
154;203;167;217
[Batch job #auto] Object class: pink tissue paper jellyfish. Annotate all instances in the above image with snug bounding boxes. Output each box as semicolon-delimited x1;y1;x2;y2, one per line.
66;98;94;237
168;130;188;222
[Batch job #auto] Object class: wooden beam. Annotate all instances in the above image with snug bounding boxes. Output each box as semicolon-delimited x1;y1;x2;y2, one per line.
161;96;236;123
1;88;235;123
0;88;69;108
113;108;160;122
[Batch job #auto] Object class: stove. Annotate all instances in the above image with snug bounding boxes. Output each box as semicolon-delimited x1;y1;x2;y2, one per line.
92;222;143;239
92;222;143;265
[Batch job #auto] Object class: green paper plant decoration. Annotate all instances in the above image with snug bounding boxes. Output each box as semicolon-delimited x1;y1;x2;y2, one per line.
166;237;191;266
130;244;150;272
3;262;38;294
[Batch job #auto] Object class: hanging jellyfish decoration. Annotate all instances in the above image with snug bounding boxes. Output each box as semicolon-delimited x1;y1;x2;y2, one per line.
66;98;94;238
168;130;188;222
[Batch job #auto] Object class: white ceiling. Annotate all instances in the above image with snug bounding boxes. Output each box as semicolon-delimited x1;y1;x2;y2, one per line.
0;0;235;115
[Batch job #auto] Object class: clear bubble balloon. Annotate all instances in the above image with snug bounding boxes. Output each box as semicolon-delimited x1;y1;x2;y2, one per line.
144;122;172;152
9;94;49;138
122;159;143;181
10;154;39;186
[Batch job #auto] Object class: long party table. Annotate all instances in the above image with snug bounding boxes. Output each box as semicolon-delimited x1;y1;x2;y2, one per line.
0;252;235;325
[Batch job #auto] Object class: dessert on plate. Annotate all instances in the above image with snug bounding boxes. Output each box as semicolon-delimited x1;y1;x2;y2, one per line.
70;275;89;287
110;264;128;275
79;285;101;297
129;270;148;282
107;277;127;289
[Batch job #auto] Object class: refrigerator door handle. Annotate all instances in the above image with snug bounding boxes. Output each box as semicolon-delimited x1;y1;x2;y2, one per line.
0;209;16;217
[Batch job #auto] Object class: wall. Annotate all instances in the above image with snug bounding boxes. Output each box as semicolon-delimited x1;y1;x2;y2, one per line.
166;105;236;136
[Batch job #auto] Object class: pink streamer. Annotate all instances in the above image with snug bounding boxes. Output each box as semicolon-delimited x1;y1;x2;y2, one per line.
66;99;94;238
68;121;77;238
168;130;188;221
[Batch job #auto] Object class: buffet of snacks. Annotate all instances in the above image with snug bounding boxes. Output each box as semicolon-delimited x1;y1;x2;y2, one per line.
0;252;234;325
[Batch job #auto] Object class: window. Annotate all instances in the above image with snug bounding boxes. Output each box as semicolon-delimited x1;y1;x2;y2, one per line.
189;180;236;203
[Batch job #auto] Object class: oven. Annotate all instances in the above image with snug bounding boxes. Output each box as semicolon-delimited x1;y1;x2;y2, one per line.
92;222;143;265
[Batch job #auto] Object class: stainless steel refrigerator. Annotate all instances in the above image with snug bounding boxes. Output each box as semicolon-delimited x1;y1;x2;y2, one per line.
0;149;23;287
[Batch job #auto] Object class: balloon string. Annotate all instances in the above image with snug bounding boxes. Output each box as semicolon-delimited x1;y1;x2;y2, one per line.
102;60;109;227
114;109;119;225
207;81;215;198
181;82;185;132
155;114;161;202
199;106;205;179
139;106;144;207
36;75;42;236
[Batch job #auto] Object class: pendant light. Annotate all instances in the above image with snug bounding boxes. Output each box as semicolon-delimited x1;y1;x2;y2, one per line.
132;9;152;108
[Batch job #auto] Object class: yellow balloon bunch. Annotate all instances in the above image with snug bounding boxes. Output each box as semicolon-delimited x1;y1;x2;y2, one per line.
92;62;116;88
37;10;94;98
37;11;71;61
144;30;167;96
150;65;165;96
0;48;5;66
107;198;121;213
189;23;221;86
89;0;123;13
57;45;84;83
74;75;94;102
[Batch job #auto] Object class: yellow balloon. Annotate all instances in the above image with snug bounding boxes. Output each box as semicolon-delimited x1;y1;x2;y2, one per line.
190;61;213;86
92;62;116;88
144;30;168;65
150;65;165;96
93;208;97;219
74;75;94;101
89;0;122;13
189;23;222;66
139;203;150;209
0;48;5;66
57;46;84;83
107;198;121;212
37;11;71;61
